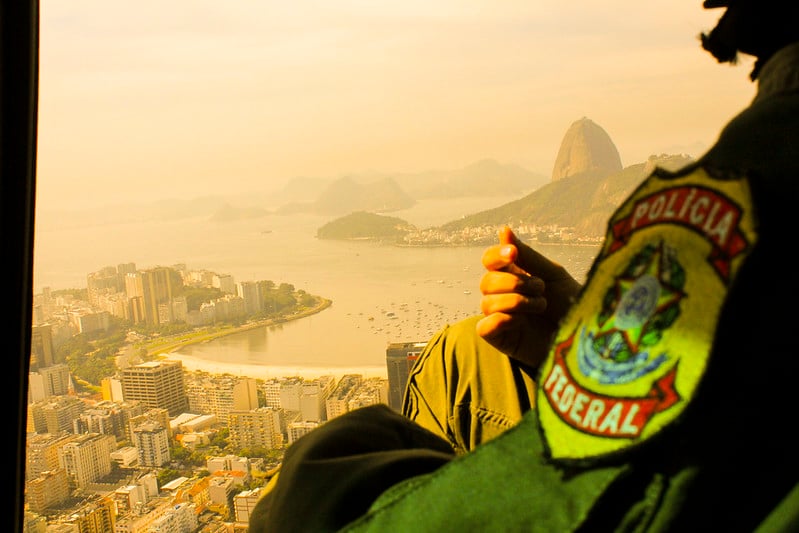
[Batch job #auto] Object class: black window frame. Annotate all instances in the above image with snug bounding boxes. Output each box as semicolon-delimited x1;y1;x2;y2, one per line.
2;1;40;531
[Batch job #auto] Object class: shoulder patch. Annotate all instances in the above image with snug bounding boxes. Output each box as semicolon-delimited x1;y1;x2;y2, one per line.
536;166;757;463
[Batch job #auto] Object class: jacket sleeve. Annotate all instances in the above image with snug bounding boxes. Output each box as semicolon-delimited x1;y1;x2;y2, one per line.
248;404;455;533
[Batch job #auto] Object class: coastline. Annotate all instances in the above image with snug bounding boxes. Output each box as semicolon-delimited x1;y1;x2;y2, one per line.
150;296;390;380
149;297;333;358
166;354;388;381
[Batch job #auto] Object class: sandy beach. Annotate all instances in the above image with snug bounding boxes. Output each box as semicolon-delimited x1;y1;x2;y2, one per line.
165;353;388;381
152;297;389;380
148;298;333;357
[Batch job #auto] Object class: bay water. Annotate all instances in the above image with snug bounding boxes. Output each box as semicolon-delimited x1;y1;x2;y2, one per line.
33;196;600;379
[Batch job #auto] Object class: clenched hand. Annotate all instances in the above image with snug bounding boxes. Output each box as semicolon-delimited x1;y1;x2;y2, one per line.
476;226;582;369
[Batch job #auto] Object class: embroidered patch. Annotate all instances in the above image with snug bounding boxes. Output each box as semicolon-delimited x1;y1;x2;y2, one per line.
537;166;757;462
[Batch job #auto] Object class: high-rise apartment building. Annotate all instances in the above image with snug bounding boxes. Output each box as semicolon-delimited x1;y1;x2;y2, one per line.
100;376;125;402
25;469;70;514
29;395;86;435
59;433;116;489
114;500;193;533
234;487;266;526
71;309;110;334
128;408;171;441
28;363;71;402
73;400;135;440
206;455;251;476
212;273;236;294
261;379;283;409
237;280;264;315
348;376;389;411
266;375;336;422
113;473;158;514
299;377;336;422
185;374;259;419
326;374;363;420
233;377;259;411
150;502;198;532
386;341;428;411
26;433;80;480
120;360;189;416
57;497;116;533
287;421;319;444
132;421;171;468
277;377;304;412
87;264;137;320
171;295;188;323
125;267;177;326
30;324;56;370
228;407;283;450
87;265;125;305
186;374;234;417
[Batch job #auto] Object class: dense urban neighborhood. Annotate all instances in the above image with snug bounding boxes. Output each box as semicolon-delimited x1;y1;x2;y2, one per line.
24;262;417;532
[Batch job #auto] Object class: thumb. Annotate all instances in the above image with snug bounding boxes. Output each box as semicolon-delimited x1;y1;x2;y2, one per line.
499;225;568;281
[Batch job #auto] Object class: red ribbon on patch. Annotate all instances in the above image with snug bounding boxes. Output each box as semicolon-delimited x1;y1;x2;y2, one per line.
607;185;748;283
542;334;680;439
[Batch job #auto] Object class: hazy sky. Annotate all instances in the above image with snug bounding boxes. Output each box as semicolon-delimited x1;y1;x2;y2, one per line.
36;1;758;210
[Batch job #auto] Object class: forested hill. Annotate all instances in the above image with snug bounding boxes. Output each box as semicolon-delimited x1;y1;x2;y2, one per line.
317;211;415;240
439;154;694;238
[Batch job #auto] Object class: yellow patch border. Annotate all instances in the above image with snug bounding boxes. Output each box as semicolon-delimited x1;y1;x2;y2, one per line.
537;166;757;463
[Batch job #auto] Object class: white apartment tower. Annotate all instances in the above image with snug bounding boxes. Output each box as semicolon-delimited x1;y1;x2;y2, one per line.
120;360;189;416
228;407;283;450
125;267;176;326
213;273;236;294
326;374;363;420
30;323;57;369
132;421;171;467
207;455;251;475
287;421;319;444
58;433;116;489
233;378;259;411
234;487;266;526
28;363;71;402
237;281;264;315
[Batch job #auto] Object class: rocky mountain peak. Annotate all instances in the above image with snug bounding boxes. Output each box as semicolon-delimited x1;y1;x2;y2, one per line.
550;117;623;182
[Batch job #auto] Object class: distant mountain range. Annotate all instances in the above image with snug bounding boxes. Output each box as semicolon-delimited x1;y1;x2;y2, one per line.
316;153;693;241
275;176;416;216
316;117;696;241
268;158;548;217
34;158;547;229
37;118;697;240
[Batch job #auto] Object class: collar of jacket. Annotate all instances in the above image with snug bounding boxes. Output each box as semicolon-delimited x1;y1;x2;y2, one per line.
754;41;799;103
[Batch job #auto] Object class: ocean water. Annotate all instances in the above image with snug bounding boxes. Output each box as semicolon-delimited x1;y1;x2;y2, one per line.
33;196;600;378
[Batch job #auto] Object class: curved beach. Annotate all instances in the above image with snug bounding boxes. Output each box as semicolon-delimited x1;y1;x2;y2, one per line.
149;297;333;357
151;297;389;380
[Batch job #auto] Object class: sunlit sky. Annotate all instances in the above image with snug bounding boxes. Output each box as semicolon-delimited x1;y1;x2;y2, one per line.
35;1;757;211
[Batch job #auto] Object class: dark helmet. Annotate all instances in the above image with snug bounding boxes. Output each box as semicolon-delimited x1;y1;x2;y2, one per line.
701;0;799;79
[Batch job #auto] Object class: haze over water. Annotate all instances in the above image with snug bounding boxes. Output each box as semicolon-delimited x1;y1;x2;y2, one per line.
34;196;599;379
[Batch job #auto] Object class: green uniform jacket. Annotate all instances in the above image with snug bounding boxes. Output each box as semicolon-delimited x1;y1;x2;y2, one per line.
250;46;799;533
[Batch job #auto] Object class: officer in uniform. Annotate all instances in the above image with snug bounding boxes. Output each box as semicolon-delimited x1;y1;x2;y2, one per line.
250;1;799;530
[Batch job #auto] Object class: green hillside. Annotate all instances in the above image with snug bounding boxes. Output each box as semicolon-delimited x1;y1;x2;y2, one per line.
316;211;416;241
439;155;692;238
